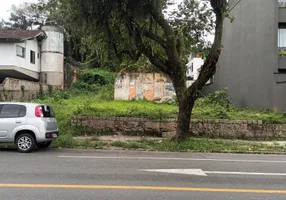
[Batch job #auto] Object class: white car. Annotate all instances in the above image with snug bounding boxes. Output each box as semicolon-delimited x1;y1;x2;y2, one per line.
0;102;59;153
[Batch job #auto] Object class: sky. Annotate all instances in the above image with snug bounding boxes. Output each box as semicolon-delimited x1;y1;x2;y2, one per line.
0;0;37;21
0;0;183;21
0;0;213;41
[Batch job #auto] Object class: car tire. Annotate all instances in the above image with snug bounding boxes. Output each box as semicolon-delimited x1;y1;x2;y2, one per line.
37;141;52;149
15;133;36;153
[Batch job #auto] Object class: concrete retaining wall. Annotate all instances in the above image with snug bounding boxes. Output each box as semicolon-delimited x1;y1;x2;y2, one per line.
71;116;286;140
0;77;49;101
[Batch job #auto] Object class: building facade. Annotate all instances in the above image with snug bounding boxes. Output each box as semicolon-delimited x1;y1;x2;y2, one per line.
186;54;212;87
186;55;204;87
206;0;286;111
0;24;64;88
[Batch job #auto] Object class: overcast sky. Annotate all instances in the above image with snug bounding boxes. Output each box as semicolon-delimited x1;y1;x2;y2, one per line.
0;0;38;21
1;0;183;21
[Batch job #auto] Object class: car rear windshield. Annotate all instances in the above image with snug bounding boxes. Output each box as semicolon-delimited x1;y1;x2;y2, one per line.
41;105;55;118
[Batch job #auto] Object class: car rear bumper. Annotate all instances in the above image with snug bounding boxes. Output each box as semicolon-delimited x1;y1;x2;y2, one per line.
45;131;59;139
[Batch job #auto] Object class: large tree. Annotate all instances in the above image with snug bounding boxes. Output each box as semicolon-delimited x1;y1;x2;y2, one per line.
53;0;232;140
4;1;47;30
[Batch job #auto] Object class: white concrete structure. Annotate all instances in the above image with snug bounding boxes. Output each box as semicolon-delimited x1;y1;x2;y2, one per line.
41;26;64;87
186;55;211;87
0;25;64;88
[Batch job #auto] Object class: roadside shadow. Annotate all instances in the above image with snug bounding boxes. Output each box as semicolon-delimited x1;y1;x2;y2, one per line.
0;147;18;152
0;145;55;153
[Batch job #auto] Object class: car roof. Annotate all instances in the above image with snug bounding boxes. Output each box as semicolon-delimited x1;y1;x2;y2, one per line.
0;102;50;106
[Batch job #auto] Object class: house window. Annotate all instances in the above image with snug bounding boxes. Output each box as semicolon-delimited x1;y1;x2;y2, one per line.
30;50;35;64
278;23;286;48
16;45;25;58
191;63;194;72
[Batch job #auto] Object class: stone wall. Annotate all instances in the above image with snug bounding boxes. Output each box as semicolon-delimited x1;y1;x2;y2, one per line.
0;77;49;101
72;116;286;140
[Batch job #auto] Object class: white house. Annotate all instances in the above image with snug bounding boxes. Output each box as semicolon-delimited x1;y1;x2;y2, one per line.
0;24;64;88
186;54;211;87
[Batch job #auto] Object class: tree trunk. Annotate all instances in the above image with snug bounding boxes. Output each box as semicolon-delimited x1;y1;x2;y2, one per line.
172;0;226;141
174;93;195;141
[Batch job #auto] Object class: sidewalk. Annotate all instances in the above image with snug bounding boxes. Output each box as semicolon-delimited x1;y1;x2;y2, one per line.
72;135;286;154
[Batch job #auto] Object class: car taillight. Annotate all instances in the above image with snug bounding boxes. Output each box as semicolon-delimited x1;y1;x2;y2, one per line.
35;106;43;117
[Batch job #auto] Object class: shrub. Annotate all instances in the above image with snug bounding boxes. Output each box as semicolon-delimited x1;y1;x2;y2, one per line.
48;84;53;96
199;88;231;107
72;68;116;91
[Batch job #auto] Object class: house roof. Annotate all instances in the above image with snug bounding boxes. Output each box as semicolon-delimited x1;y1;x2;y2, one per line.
0;29;45;41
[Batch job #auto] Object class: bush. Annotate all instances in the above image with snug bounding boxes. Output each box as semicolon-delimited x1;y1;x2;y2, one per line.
72;68;116;91
72;81;102;91
198;88;231;107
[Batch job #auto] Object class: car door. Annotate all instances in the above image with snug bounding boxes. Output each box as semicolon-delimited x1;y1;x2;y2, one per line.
0;105;5;138
0;104;27;139
41;105;58;133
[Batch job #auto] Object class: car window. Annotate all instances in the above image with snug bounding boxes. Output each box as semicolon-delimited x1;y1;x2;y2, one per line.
18;106;27;117
0;105;26;118
41;105;55;118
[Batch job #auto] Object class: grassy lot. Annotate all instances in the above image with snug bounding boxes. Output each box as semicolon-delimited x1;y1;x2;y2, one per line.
30;68;286;152
34;87;286;137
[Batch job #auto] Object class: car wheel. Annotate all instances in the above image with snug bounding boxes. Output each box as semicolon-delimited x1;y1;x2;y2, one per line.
37;141;52;149
15;134;36;153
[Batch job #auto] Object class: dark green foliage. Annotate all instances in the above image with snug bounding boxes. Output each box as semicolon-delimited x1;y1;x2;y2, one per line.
48;84;53;96
39;84;44;98
72;69;116;91
82;74;106;85
200;88;231;107
20;85;25;99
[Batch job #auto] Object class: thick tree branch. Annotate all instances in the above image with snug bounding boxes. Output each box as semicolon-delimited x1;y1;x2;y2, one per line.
187;0;227;98
142;29;166;49
134;28;168;74
148;4;185;87
148;4;174;39
148;3;180;58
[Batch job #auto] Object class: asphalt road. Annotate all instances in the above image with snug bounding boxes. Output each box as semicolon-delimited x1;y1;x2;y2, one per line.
0;148;286;200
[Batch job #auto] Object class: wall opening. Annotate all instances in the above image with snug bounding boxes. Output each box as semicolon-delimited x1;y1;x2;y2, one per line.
30;50;35;64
